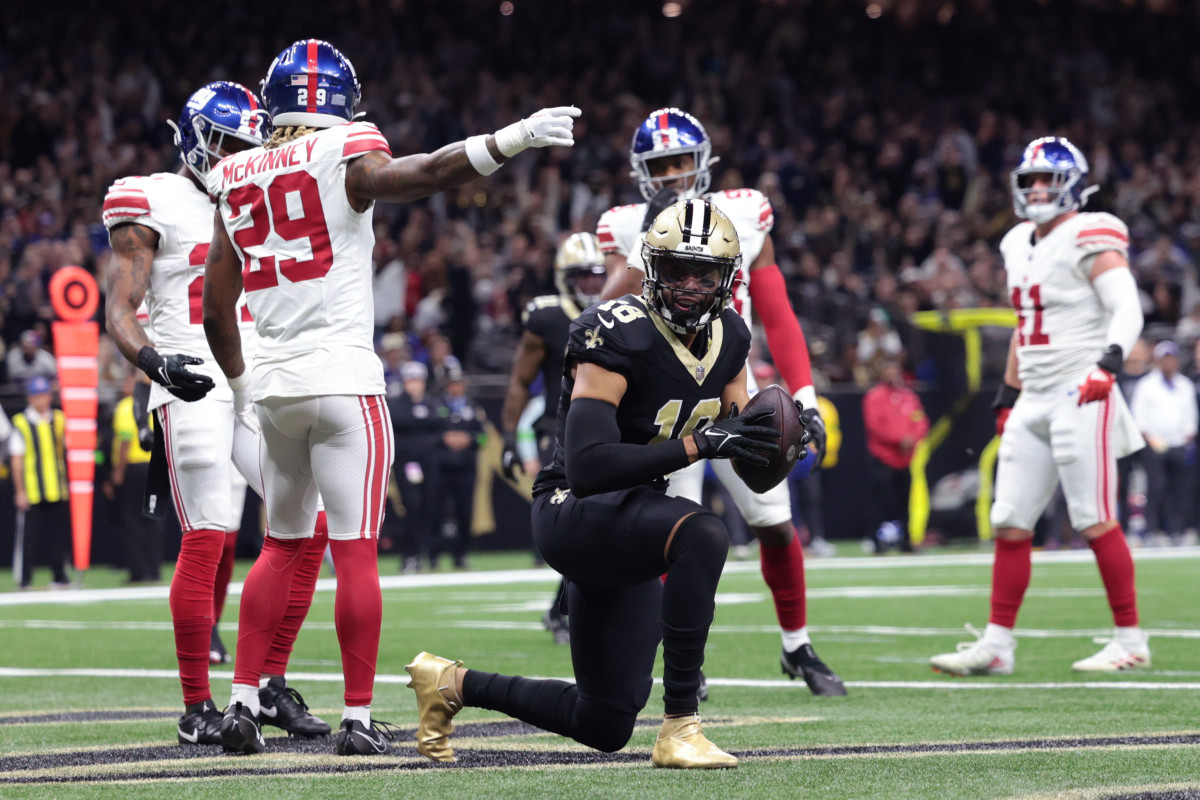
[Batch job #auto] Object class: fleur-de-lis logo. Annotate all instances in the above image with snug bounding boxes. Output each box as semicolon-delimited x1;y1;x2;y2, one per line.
550;488;570;505
584;327;604;350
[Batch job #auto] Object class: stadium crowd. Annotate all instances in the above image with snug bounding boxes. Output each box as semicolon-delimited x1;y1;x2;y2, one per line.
1;0;1199;399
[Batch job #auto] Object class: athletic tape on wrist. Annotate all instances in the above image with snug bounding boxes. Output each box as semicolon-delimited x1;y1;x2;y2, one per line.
227;371;250;392
793;385;818;411
494;119;531;158
465;135;502;176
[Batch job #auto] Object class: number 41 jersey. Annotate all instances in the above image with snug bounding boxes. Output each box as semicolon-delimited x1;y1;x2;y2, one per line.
1000;211;1131;393
533;295;752;495
102;172;255;410
207;121;392;400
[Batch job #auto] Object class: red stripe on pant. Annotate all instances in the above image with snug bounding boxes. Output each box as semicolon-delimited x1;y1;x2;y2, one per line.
357;396;377;536
160;405;192;531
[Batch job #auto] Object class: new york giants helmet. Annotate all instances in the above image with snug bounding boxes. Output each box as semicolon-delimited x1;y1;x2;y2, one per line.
169;82;268;182
262;39;361;129
630;108;718;201
1010;136;1098;224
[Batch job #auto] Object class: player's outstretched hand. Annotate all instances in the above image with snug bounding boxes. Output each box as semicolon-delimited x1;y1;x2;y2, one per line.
137;347;214;402
496;107;581;156
692;402;781;466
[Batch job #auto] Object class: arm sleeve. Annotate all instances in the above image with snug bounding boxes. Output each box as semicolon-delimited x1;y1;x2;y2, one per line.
1092;266;1143;358
564;397;690;498
747;264;814;397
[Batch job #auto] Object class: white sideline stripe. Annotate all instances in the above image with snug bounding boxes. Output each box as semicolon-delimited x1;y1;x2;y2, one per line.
2;547;1197;607
0;667;1197;692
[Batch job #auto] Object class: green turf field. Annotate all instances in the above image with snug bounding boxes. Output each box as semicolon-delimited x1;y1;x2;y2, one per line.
1;544;1198;799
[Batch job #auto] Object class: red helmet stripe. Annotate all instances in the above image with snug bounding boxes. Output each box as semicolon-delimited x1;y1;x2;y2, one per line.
306;40;319;113
243;88;260;134
657;112;671;147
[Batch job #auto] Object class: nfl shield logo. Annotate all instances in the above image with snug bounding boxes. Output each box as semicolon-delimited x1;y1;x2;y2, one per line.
695;364;705;381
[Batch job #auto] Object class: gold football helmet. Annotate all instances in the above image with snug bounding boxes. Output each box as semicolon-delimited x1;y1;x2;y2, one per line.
640;198;741;334
554;232;607;309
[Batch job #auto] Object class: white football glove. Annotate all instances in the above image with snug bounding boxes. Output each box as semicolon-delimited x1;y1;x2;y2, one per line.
495;106;581;156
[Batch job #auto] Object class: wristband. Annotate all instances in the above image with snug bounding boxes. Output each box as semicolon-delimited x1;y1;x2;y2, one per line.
465;135;502;176
136;345;163;376
494;119;531;158
227;371;251;391
793;385;818;411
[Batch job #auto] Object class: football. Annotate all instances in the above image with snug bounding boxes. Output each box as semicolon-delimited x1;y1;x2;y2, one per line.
731;384;806;494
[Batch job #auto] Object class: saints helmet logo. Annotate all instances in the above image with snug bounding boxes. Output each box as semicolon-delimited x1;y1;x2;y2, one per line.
584;327;604;350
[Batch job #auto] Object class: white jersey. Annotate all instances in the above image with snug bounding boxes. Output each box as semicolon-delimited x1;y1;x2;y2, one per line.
103;172;256;410
1000;211;1131;393
206;122;392;400
597;188;774;329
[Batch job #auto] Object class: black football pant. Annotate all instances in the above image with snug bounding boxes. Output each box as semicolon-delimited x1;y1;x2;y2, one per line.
462;485;729;752
119;462;162;582
429;468;474;566
17;501;71;587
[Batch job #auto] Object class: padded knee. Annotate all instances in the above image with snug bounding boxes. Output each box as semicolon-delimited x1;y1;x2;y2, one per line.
571;700;640;753
667;510;729;570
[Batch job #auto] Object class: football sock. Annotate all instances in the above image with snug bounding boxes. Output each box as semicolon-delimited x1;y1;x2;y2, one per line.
329;538;382;707
342;705;370;725
760;532;806;631
462;670;637;754
983;622;1015;649
262;514;328;676
988;538;1032;629
212;531;238;622
232;536;305;690
230;682;260;717
1088;526;1138;627
171;529;225;707
1115;626;1146;649
781;626;811;652
661;512;727;716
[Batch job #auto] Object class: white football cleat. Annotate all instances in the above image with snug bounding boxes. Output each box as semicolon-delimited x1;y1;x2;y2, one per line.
930;625;1015;676
1071;637;1151;672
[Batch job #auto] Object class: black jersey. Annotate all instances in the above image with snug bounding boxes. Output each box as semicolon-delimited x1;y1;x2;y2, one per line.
533;294;752;495
521;294;582;430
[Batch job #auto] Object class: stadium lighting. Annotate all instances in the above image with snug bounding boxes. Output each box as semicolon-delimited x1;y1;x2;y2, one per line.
866;4;882;18
663;3;682;17
500;1;514;15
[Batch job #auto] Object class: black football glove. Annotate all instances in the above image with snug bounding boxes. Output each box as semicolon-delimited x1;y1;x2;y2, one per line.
640;187;681;232
692;402;781;466
500;431;524;481
795;402;826;472
137;346;215;402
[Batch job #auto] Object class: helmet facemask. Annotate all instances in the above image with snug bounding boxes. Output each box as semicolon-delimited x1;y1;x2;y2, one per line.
168;82;268;182
633;146;713;201
1010;136;1097;224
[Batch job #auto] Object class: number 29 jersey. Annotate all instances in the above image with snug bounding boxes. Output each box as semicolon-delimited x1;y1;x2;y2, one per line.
102;172;256;410
533;294;752;495
207;121;393;400
1000;211;1132;393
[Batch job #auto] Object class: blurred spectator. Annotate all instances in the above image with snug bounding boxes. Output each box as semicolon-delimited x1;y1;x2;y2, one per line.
388;361;443;573
855;308;903;386
9;375;70;588
1130;341;1197;543
429;364;486;570
372;236;407;339
7;330;56;388
1116;338;1154;534
109;373;162;583
862;357;929;553
379;333;412;400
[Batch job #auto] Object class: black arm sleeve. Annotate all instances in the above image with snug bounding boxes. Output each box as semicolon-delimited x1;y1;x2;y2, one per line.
565;397;691;498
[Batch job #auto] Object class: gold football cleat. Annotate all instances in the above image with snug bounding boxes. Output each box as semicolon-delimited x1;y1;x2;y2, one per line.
651;714;738;769
405;651;465;762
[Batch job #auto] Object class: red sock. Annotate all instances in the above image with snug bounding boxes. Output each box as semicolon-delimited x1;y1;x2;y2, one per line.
1088;526;1138;627
759;532;806;630
212;531;238;622
263;513;328;676
232;536;305;688
171;529;225;706
329;538;381;706
989;538;1032;628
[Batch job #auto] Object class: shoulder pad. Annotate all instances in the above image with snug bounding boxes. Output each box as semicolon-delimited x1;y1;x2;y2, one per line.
568;297;654;379
102;177;154;231
597;204;645;255
341;121;391;159
710;188;773;233
1073;212;1129;256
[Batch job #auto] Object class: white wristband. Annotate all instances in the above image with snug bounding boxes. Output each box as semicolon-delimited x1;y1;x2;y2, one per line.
494;119;531;158
793;385;818;411
228;371;250;392
465;135;502;176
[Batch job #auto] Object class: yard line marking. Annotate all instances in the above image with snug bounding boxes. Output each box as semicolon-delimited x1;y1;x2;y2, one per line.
1;547;1196;606
1;667;1198;691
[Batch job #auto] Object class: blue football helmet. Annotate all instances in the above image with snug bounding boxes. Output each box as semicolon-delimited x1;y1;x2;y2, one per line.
629;108;719;201
169;82;268;182
1010;136;1098;224
262;39;361;129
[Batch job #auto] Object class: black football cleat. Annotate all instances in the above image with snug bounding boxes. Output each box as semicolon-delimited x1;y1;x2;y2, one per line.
542;607;570;646
781;644;847;697
697;669;709;703
177;699;223;745
258;677;332;737
220;702;266;754
334;718;397;756
210;625;230;665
